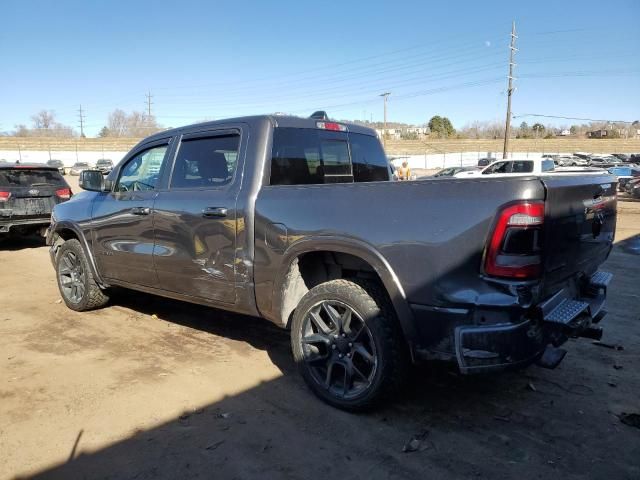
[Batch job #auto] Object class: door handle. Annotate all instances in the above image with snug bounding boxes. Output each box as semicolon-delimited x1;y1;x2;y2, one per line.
202;207;228;218
131;207;151;215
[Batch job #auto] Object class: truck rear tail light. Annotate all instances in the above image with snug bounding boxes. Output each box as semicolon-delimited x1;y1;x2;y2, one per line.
0;191;11;202
316;121;347;132
484;202;544;279
56;188;72;199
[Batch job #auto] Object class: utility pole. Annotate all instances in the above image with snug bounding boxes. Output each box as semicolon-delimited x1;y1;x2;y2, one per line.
380;92;390;145
502;21;517;159
145;90;153;121
77;104;86;138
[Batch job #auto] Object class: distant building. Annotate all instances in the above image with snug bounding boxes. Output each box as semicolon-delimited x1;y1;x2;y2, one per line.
375;126;429;139
587;129;608;138
559;129;571;136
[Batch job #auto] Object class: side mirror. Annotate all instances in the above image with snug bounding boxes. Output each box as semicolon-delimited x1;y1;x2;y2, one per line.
79;170;107;192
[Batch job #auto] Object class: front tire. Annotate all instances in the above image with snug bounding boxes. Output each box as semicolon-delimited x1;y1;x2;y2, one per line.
291;279;409;411
56;239;109;311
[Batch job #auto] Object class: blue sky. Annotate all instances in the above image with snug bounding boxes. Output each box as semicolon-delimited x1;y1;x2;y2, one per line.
1;0;639;136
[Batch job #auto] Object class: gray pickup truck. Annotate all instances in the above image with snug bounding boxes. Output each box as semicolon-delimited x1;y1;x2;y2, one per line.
46;113;616;410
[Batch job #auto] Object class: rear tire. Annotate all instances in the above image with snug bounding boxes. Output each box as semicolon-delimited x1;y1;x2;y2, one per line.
291;279;409;411
56;239;109;311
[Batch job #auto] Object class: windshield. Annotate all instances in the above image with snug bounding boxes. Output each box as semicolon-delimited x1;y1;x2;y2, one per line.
74;163;89;167
0;169;66;187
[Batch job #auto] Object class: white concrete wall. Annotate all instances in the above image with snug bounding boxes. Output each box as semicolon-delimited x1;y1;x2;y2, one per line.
0;150;128;167
1;149;573;171
388;151;562;169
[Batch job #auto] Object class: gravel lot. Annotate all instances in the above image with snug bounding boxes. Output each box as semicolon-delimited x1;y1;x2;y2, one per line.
1;178;639;480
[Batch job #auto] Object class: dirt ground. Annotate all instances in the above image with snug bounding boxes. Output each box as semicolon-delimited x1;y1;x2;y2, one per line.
1;179;639;480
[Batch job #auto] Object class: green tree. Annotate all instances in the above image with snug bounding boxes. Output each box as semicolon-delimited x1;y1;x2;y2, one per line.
518;121;530;138
532;123;545;138
570;125;578;135
98;126;111;137
428;115;455;138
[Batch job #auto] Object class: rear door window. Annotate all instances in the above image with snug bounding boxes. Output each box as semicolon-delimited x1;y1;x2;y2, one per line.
0;169;66;187
171;134;239;189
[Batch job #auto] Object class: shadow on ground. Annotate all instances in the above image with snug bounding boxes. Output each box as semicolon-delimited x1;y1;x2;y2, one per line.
0;234;46;251
14;239;640;479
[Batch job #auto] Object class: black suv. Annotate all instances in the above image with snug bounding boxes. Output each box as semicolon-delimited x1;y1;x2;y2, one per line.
0;164;72;237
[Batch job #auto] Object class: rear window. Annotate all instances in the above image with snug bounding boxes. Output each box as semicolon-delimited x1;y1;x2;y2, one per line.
541;160;555;172
270;128;389;185
512;161;534;173
0;169;66;187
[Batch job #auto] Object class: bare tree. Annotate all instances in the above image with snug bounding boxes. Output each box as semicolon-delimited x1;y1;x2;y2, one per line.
11;111;75;137
107;109;128;137
104;109;162;137
31;110;56;130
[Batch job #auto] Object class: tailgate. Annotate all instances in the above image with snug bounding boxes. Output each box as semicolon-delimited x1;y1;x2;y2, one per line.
6;190;57;219
541;173;617;294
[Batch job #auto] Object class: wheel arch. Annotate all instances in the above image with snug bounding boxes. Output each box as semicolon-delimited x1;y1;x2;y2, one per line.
50;221;107;287
273;237;417;351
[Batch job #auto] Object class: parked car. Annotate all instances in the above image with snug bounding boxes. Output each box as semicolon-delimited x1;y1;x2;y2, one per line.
477;157;494;167
624;177;640;195
0;163;72;237
455;158;558;177
96;158;114;174
431;166;480;177
588;155;623;168
629;178;640;198
47;114;616;410
608;166;640;192
612;153;630;162
555;155;588;167
47;159;66;175
69;162;90;176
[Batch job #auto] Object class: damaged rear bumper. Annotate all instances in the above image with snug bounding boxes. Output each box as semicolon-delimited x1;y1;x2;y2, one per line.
414;270;612;374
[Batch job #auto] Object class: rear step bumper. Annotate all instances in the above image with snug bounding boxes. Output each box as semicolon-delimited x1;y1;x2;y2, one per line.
453;271;611;374
0;217;52;233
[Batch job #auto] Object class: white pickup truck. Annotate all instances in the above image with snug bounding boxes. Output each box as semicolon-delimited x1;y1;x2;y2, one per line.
454;158;600;178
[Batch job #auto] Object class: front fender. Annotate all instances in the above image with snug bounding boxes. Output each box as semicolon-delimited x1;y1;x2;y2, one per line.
48;220;107;288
